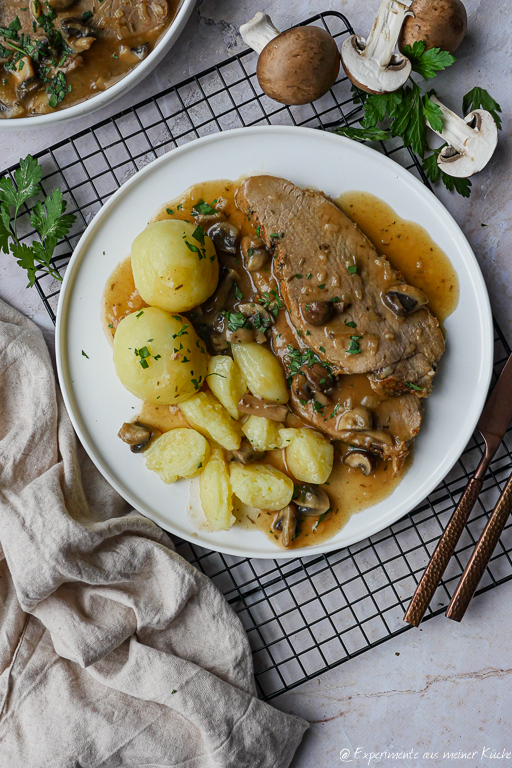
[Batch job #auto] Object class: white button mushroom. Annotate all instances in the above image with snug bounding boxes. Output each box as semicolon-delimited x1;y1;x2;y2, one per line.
426;95;498;178
340;0;413;94
239;12;340;105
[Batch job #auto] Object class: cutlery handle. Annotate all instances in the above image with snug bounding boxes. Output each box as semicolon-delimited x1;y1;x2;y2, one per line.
446;473;512;622
404;476;483;627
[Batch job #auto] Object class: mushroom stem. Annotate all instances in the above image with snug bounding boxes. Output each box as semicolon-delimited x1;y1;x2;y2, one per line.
240;12;280;54
427;96;477;154
364;0;413;68
426;95;499;178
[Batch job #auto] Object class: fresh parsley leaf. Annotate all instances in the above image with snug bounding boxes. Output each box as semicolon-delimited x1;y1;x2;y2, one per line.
0;155;75;286
192;198;217;216
402;41;456;80
422;150;441;184
423;93;443;133
391;81;428;157
361;91;403;127
440;173;471;198
332;126;390;142
462;87;502;130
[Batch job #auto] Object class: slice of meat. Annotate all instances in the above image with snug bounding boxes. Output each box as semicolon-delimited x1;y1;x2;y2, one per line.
271;314;423;473
235;175;445;398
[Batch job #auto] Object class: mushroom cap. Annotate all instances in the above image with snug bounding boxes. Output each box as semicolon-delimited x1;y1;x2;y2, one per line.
341;35;411;95
437;110;498;178
256;26;340;105
399;0;467;55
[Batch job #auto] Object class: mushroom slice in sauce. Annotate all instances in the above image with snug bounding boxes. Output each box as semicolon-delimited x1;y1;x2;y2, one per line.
118;422;158;453
237;394;288;422
271;504;298;547
227;438;266;464
344;449;377;476
294;484;330;516
337;405;372;431
207;221;240;254
240;235;270;272
301;300;333;326
382;285;428;317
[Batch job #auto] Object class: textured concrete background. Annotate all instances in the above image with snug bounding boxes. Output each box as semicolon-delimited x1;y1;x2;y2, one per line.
1;2;511;765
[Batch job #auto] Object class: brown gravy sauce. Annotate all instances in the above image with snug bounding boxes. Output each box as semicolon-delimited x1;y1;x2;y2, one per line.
102;180;458;550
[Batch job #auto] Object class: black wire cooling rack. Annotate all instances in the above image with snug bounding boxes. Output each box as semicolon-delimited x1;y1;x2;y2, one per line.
3;11;512;701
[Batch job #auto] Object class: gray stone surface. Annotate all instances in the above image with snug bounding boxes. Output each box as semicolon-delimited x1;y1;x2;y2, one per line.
1;1;511;763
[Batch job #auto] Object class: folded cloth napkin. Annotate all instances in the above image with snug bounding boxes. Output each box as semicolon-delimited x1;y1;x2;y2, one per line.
0;299;308;767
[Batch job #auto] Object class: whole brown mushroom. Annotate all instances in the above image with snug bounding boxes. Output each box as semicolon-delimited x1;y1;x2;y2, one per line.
399;0;467;55
239;12;340;106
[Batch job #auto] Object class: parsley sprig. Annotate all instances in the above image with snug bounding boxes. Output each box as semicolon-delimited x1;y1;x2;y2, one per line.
0;155;75;286
332;41;501;197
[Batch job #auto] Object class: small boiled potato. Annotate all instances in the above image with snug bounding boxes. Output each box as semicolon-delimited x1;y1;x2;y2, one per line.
145;428;210;484
230;463;293;512
231;342;289;404
179;391;241;450
113;307;208;405
207;355;247;419
277;428;299;449
199;447;235;531
242;415;282;451
131;219;219;312
285;428;334;484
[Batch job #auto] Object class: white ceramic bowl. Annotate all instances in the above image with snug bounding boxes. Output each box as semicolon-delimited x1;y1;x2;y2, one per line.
56;126;493;559
0;0;196;131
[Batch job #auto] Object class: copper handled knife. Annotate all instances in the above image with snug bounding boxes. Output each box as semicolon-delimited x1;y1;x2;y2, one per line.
404;353;512;627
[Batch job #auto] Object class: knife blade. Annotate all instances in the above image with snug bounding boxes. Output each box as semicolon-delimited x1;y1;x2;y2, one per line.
478;354;512;444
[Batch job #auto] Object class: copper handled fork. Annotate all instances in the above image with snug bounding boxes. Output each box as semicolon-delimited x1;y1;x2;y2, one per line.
404;353;512;627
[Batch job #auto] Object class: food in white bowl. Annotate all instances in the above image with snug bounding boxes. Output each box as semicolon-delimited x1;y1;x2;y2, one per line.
0;0;194;122
103;174;459;550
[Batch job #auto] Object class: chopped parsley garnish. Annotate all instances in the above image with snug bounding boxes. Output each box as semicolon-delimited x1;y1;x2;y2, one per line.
82;11;93;22
233;282;243;301
313;510;331;531
224;311;252;332
81;350;89;358
172;324;189;339
346;335;362;355
295;273;303;279
406;381;423;391
192;224;205;245
286;346;331;379
192;198;217;216
256;225;261;237
166;208;174;215
344;319;357;328
177;204;183;210
184;238;206;260
319;345;326;353
136;310;144;318
318;283;325;290
348;265;358;275
330;403;341;419
258;288;283;318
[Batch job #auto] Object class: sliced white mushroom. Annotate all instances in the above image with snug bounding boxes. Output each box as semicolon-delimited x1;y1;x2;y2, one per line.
337;405;373;431
426;96;498;178
340;0;413;94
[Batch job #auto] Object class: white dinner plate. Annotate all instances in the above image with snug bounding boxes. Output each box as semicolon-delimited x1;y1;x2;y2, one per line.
56;126;493;560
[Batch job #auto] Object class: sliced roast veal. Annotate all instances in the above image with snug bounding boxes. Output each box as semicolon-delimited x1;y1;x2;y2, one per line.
235;175;445;397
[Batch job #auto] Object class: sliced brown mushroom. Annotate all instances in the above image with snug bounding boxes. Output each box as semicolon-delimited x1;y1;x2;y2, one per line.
399;0;467;55
238;302;274;343
238;394;288;422
118;422;159;453
382;284;428;317
294;484;330;516
17;75;44;99
240;235;270;272
228;438;266;464
344;449;377;476
240;12;340;106
207;221;240;254
47;0;77;8
204;268;242;313
131;44;151;61
304;363;334;394
337;405;372;431
339;429;394;450
11;57;35;89
61;17;92;38
301;300;333;326
271;503;297;547
193;210;226;229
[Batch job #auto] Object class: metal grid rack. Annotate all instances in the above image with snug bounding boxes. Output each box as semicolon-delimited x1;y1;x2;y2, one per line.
4;11;512;701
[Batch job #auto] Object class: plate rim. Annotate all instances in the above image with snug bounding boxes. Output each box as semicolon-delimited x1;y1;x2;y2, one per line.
56;125;494;560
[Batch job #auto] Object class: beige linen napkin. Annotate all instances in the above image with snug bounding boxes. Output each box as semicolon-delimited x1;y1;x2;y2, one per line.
0;299;308;767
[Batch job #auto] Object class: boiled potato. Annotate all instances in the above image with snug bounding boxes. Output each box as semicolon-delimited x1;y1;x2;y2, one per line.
230;463;293;512
199;447;235;531
207;355;247;419
179;391;241;450
113;307;208;405
145;428;210;484
231;343;288;403
277;428;298;449
131;219;219;312
285;428;333;484
242;415;282;451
